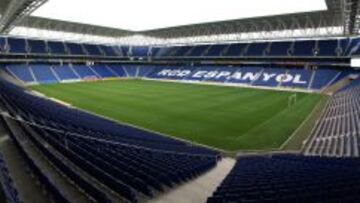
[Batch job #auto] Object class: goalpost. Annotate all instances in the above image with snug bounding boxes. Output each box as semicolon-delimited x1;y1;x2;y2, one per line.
288;93;298;108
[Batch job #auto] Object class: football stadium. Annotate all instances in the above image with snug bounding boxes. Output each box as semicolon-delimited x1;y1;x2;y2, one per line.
0;0;359;202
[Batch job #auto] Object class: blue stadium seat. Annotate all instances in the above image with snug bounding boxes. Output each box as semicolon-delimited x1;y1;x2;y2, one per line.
243;42;268;56
132;47;149;57
281;69;313;89
122;65;138;77
31;65;58;84
65;43;86;55
205;45;227;57
120;46;129;56
311;68;340;89
8;38;27;54
188;45;208;57
208;154;360;203
344;38;360;56
98;45;117;57
28;39;48;54
317;40;339;56
252;68;286;87
0;37;6;53
105;65;126;77
224;43;247;56
72;65;97;79
268;41;291;56
292;40;316;56
339;38;350;56
6;65;35;83
48;41;68;55
172;46;191;57
0;79;219;203
53;66;79;81
91;65;116;78
304;78;360;156
83;44;103;56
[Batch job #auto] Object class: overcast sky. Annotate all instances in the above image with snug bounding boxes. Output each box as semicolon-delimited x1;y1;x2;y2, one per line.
33;0;327;32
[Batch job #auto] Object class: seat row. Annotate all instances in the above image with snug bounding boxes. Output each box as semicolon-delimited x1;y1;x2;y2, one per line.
303;78;360;157
153;37;360;58
0;79;219;202
2;36;360;58
208;154;360;203
0;36;126;57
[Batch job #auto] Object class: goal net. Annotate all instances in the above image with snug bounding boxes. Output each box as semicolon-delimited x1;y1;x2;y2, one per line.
288;94;298;108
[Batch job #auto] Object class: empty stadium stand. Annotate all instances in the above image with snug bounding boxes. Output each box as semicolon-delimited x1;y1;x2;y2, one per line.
0;79;219;203
2;64;350;93
0;23;359;203
145;65;348;91
303;77;360;157
153;38;360;58
1;2;360;203
208;154;360;203
1;36;360;58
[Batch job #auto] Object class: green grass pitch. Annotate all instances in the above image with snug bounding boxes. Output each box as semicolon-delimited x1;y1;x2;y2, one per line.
31;79;322;152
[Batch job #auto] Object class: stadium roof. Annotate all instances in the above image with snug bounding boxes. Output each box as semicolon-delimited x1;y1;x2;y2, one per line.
32;0;327;32
0;0;359;45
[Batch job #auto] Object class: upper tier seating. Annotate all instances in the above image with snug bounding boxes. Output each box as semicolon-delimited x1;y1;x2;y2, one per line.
243;42;268;57
303;78;360;157
292;40;316;56
0;79;219;203
204;44;228;57
208;154;360;203
1;36;360;58
83;44;103;56
120;47;129;56
8;38;27;54
268;41;291;56
169;46;188;57
47;41;68;55
343;38;360;56
28;39;47;54
317;40;339;56
65;43;86;55
98;45;117;57
223;43;247;57
188;45;208;57
132;47;149;57
0;37;7;53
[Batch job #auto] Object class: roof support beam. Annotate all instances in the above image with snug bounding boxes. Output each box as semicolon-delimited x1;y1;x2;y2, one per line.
0;0;48;34
343;0;360;36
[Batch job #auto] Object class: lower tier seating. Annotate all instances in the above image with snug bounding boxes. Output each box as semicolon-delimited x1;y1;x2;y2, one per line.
2;65;353;92
0;79;219;202
146;66;348;90
208;154;360;203
303;78;360;157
